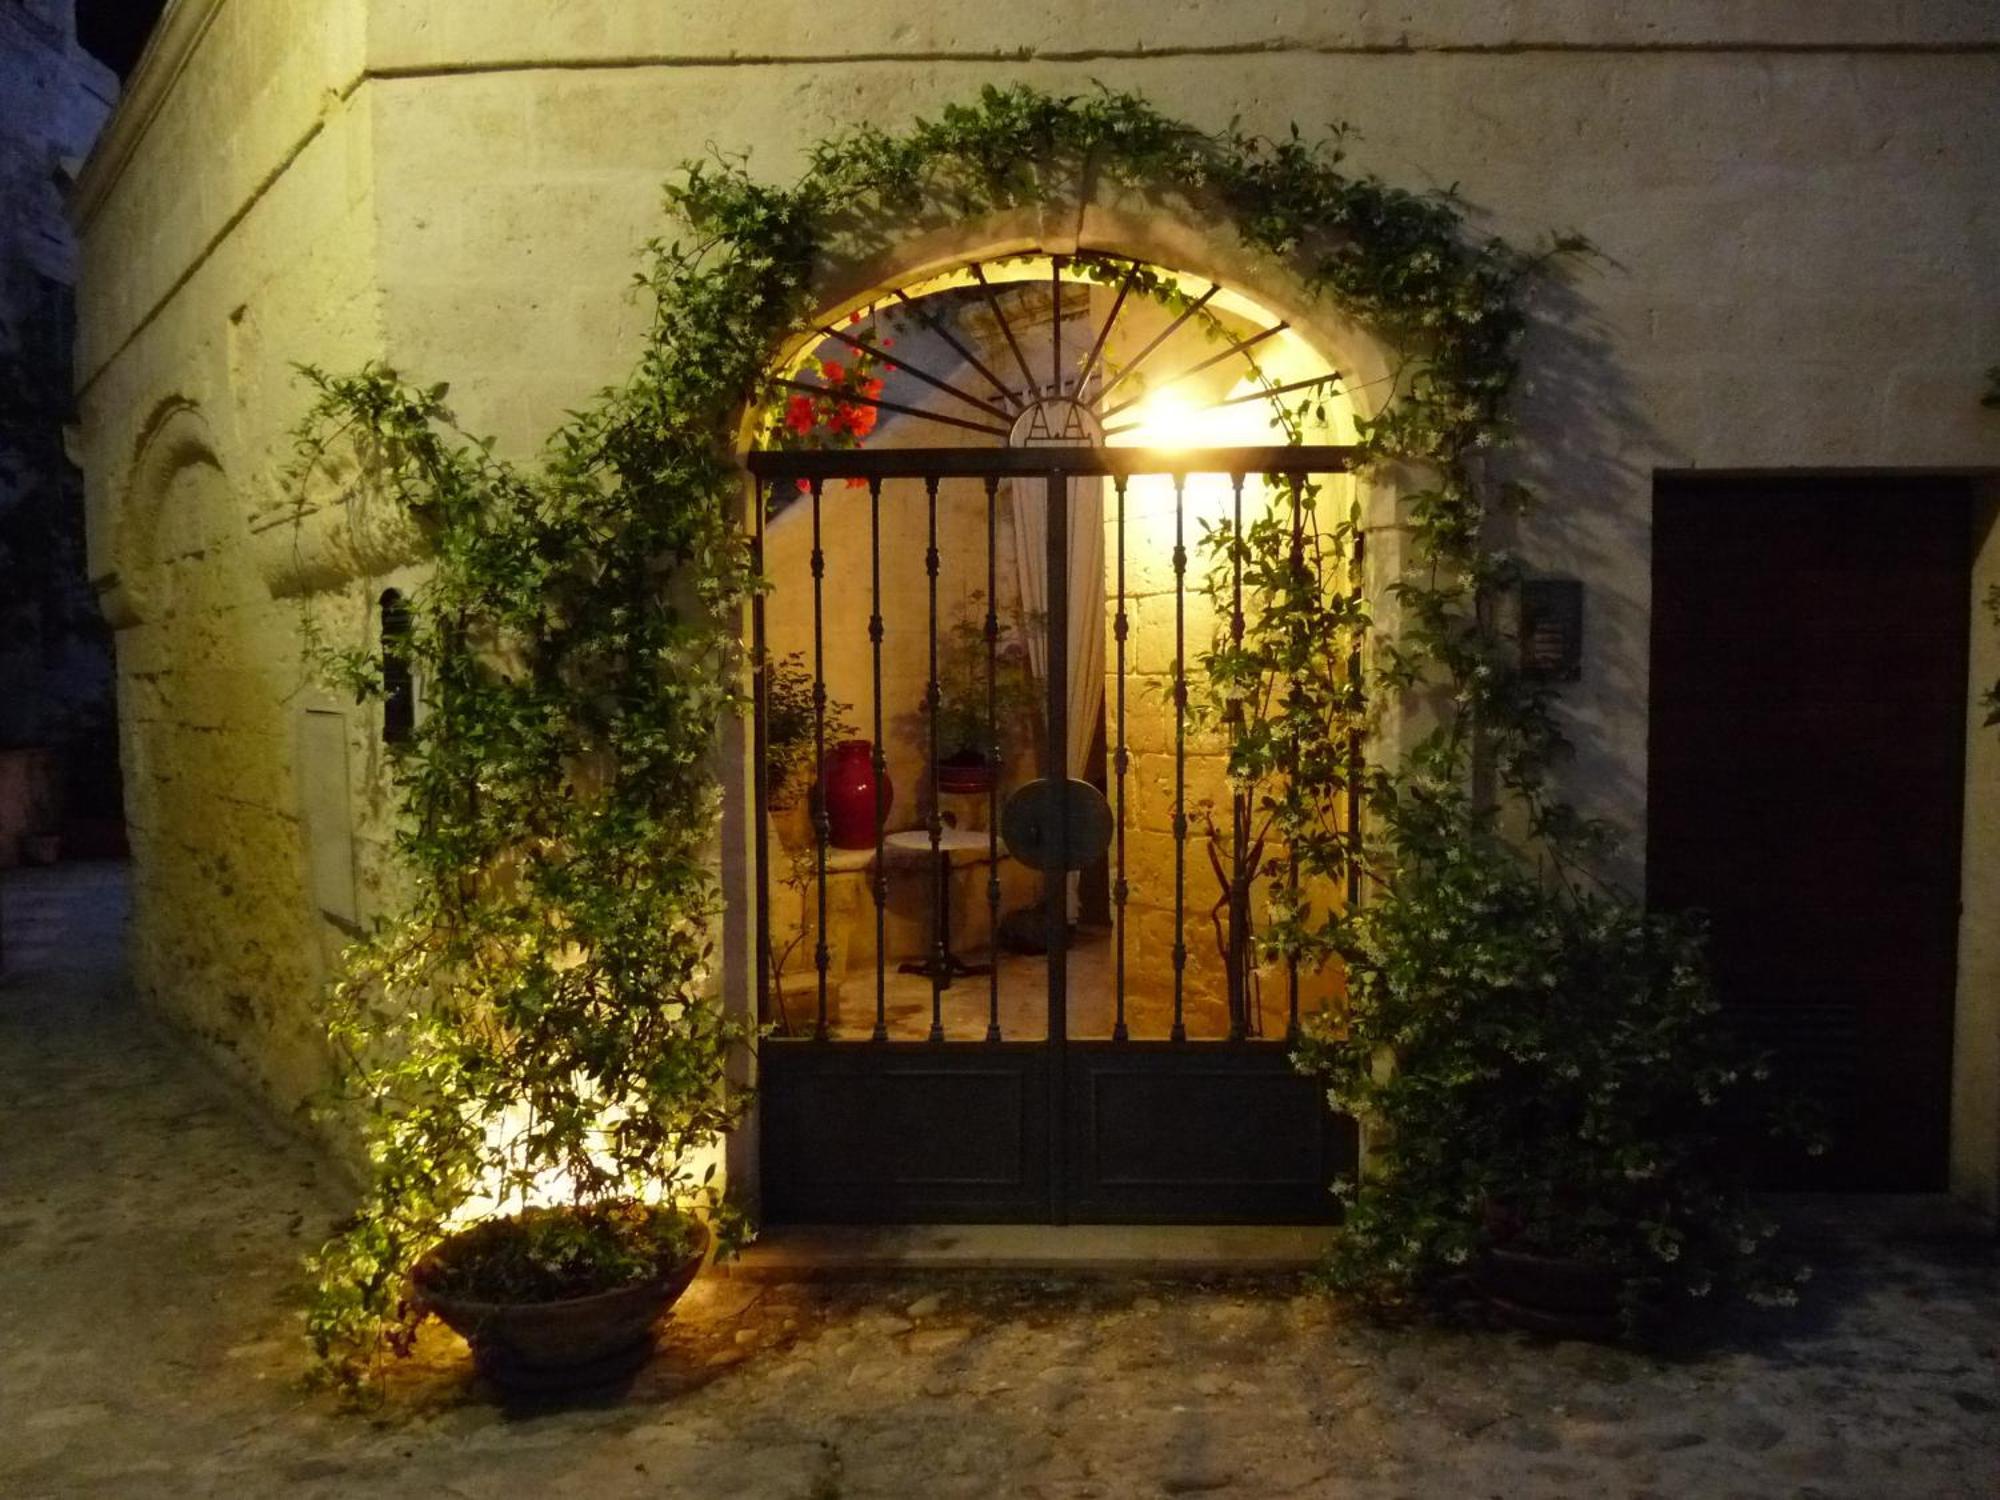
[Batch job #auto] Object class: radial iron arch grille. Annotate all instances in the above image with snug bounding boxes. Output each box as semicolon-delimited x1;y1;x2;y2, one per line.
764;252;1349;459
746;252;1363;1225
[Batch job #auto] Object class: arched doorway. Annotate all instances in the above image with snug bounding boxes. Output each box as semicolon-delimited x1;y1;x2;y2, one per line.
748;250;1365;1223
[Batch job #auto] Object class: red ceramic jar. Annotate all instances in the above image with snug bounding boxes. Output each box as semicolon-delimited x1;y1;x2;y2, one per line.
820;738;892;849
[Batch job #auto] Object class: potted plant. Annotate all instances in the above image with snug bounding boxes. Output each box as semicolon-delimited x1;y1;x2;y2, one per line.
1298;807;1816;1341
762;650;859;835
923;592;1039;795
411;1201;710;1392
287;366;755;1402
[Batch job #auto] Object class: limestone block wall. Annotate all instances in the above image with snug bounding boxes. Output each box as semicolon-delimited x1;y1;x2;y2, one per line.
72;0;2000;1204
345;5;2000;872
71;0;390;1132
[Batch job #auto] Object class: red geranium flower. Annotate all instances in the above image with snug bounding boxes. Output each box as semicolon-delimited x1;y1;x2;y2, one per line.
829;404;870;438
820;358;846;384
784;394;816;434
829;403;877;439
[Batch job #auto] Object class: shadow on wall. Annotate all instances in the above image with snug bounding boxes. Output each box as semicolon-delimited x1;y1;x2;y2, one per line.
1497;251;1659;885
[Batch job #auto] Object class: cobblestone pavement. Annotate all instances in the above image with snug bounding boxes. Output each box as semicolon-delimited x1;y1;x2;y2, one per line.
2;864;1996;1498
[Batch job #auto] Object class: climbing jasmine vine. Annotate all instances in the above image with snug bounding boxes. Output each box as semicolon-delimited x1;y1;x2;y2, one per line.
289;86;1800;1388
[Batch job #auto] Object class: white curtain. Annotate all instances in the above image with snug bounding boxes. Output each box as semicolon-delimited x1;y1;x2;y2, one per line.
1012;477;1106;916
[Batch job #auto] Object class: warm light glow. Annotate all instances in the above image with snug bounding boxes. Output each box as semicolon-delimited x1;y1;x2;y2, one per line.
1116;378;1300;452
443;1099;724;1229
1123;389;1205;451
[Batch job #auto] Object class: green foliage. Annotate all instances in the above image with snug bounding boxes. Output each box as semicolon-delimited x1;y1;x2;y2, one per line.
923;591;1039;762
292;83;1798;1388
415;1200;703;1304
1293;810;1813;1329
764;651;857;812
1187;476;1368;1032
286;191;801;1384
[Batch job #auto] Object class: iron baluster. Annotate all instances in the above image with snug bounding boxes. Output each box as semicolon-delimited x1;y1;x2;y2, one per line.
810;477;830;1041
925;475;946;1043
1286;473;1304;1041
870;477;889;1042
985;475;1003;1043
1112;474;1130;1043
1347;523;1366;914
1171;472;1188;1043
1228;470;1248;1041
1044;467;1070;1219
752;478;772;1031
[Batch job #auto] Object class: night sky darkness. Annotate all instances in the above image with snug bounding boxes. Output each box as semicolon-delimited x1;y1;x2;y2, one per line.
76;0;168;82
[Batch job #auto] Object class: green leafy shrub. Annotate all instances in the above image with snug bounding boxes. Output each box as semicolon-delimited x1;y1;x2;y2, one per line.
1296;802;1815;1330
923;591;1040;764
415;1202;703;1304
764;651;858;812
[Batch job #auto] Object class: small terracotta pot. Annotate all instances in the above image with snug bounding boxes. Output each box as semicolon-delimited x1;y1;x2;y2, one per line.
1479;1245;1623;1341
935;752;997;796
415;1218;710;1395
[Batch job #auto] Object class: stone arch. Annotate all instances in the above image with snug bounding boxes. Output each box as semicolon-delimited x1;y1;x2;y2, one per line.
718;187;1404;1147
750;186;1401;445
108;396;313;1066
102;397;231;631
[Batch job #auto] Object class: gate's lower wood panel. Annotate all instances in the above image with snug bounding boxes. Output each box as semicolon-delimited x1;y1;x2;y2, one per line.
759;1040;1352;1225
759;1043;1052;1223
1064;1045;1352;1223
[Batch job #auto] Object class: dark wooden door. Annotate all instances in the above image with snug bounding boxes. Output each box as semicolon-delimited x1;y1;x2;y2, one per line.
1648;476;1969;1189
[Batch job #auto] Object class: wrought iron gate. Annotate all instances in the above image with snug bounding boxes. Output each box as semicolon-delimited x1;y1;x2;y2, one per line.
746;254;1363;1223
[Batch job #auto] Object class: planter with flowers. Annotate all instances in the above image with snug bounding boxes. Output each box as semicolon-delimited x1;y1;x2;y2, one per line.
771;313;892;488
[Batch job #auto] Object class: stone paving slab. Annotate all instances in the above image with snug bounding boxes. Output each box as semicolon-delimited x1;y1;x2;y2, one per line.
728;1223;1340;1279
2;864;1996;1498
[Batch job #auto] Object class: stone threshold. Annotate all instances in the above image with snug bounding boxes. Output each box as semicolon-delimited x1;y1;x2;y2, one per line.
721;1224;1336;1281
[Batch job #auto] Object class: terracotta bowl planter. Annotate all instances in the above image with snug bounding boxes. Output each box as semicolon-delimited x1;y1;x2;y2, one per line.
935;753;998;796
414;1218;710;1394
1479;1245;1624;1341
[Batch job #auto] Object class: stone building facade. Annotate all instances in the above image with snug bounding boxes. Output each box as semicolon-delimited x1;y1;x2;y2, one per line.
0;0;116;855
71;3;2000;1215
